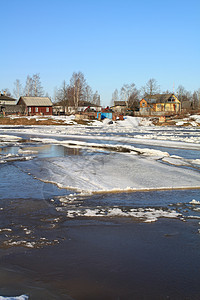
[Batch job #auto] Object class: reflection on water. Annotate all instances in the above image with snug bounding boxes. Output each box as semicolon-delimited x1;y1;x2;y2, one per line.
0;146;20;155
0;143;81;159
24;144;82;158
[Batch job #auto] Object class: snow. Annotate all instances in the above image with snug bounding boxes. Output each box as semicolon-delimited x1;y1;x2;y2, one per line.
0;296;28;300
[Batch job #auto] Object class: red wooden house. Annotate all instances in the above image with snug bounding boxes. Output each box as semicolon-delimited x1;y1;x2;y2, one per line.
17;96;53;116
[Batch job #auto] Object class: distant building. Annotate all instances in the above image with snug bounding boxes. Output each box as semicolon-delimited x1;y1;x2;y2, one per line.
0;93;21;115
68;101;102;114
17;96;53;115
111;101;127;114
139;94;181;115
0;93;16;105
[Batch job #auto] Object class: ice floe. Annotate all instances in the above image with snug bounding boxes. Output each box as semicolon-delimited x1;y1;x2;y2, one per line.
63;207;181;222
20;149;200;193
189;199;200;205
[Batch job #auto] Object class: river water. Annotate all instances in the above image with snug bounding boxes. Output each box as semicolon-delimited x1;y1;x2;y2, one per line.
0;126;200;299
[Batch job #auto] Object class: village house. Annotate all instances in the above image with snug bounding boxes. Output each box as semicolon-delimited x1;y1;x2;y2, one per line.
111;101;127;114
0;93;16;106
0;92;23;115
139;93;181;115
68;101;102;114
17;96;53;116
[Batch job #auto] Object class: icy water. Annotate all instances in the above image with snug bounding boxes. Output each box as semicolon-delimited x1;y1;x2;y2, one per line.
0;127;200;299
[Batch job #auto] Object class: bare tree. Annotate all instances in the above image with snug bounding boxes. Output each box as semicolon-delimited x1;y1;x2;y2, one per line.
57;81;68;102
111;89;119;106
24;75;33;96
192;91;199;109
85;85;93;103
24;74;44;97
32;73;44;96
92;91;101;105
69;72;87;111
120;83;139;108
13;79;22;99
176;85;186;102
176;85;193;103
142;78;160;98
128;86;140;110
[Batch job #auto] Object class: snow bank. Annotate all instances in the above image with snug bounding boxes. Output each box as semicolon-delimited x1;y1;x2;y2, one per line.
0;296;28;300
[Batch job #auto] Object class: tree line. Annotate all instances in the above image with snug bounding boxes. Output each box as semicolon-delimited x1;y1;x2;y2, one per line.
2;75;200;110
1;72;101;110
111;78;200;110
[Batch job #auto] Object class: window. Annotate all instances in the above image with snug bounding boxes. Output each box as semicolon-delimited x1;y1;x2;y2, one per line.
46;107;49;112
28;107;31;113
35;107;38;112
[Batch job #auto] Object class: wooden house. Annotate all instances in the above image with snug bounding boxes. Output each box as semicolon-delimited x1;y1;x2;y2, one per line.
111;101;127;114
68;101;102;114
17;96;53;116
140;94;181;115
0;93;16;106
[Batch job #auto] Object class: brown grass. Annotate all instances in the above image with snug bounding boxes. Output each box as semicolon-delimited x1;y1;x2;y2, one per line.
0;117;68;126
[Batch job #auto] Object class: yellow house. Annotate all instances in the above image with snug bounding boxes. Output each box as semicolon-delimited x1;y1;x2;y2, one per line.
140;94;181;115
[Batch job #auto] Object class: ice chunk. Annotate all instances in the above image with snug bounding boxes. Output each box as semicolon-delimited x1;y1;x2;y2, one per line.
189;199;200;205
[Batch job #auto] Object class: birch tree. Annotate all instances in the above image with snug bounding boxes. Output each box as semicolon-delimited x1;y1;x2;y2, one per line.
24;75;33;96
111;89;119;105
24;74;44;96
93;91;101;105
32;73;44;96
85;85;93;103
69;72;87;111
13;79;22;99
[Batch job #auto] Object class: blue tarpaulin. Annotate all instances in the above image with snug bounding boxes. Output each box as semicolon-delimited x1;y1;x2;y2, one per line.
97;112;113;120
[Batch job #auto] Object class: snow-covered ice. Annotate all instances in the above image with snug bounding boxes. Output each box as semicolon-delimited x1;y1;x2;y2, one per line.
1;115;200;193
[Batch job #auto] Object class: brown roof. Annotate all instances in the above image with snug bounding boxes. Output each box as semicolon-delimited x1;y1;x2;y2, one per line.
113;101;126;106
0;94;16;102
143;94;178;103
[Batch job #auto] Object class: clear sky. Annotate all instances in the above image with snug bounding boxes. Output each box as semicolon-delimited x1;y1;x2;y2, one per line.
1;0;200;105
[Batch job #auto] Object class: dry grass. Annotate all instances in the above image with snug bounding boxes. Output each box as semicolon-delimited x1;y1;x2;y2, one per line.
0;117;68;126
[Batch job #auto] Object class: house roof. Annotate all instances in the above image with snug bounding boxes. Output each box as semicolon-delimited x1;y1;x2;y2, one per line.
113;101;126;106
19;96;52;106
143;94;179;103
68;101;101;107
0;94;16;102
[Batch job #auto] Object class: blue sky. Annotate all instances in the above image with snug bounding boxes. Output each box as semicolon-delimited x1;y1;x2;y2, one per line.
1;0;200;105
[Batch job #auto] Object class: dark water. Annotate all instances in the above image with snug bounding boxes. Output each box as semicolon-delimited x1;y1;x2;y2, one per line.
0;137;200;299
